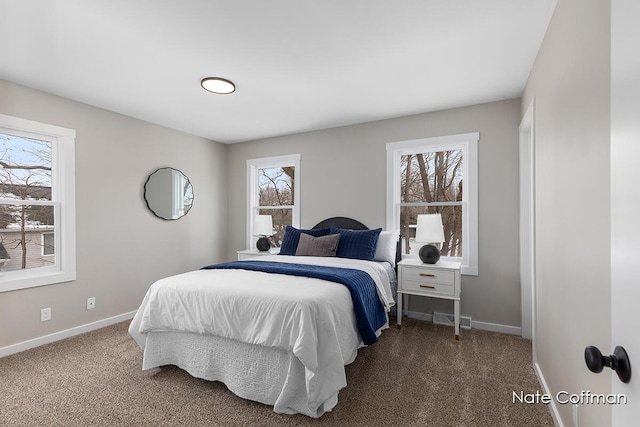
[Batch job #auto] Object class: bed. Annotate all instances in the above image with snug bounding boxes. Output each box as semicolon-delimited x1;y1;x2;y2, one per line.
128;217;399;418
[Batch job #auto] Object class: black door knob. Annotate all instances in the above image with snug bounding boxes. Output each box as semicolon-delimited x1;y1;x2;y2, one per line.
585;345;632;384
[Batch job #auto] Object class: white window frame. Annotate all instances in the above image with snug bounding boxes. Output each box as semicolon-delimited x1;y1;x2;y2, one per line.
246;154;300;249
386;132;478;275
41;231;55;256
0;113;76;292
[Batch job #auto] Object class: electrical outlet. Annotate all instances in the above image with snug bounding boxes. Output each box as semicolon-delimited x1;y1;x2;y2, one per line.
41;307;51;322
86;297;96;310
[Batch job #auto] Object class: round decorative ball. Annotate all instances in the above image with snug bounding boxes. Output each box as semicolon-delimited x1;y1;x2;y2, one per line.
419;244;440;264
256;237;271;252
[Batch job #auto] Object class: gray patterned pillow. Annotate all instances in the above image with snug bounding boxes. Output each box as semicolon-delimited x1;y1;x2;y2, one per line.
295;233;341;257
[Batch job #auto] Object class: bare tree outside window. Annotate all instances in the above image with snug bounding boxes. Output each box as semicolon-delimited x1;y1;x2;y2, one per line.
257;166;294;246
400;150;463;257
0;133;54;271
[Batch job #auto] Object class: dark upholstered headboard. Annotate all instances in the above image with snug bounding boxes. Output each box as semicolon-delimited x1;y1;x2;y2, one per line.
312;216;368;231
311;217;401;266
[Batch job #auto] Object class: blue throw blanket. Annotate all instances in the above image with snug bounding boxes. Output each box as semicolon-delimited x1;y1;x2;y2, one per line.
201;260;387;345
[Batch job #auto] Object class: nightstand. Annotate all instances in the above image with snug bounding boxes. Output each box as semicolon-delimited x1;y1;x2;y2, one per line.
237;248;280;260
397;258;462;339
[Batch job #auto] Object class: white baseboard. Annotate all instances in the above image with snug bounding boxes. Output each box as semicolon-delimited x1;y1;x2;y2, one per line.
470;319;522;336
405;309;435;322
0;311;137;358
3;309;523;358
404;310;522;336
534;361;563;426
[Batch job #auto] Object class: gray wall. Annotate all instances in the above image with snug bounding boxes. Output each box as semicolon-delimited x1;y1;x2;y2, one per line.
0;80;228;348
227;99;522;328
521;0;611;425
0;85;523;347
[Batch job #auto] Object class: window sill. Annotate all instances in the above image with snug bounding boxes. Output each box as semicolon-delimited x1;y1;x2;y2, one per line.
0;270;76;293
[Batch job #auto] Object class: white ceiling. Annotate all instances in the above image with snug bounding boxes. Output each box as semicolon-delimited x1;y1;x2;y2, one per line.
0;0;556;144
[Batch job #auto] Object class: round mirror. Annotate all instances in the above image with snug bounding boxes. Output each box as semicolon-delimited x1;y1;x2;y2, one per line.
144;167;194;220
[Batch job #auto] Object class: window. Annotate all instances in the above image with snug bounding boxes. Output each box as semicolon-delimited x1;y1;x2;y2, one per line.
42;232;54;256
0;113;76;292
386;133;478;275
247;154;300;249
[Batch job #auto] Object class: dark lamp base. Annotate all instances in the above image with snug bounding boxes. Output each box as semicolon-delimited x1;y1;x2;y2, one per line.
256;237;271;252
419;244;440;264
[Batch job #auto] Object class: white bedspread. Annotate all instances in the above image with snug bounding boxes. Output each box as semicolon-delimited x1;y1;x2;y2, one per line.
129;255;394;415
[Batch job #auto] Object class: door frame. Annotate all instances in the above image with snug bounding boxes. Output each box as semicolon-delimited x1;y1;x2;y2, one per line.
519;99;536;350
611;0;639;424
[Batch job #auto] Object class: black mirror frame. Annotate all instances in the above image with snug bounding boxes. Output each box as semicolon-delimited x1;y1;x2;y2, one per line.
143;167;194;220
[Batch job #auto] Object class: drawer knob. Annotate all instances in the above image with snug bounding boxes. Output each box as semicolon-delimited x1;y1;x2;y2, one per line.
419;273;436;277
419;284;436;289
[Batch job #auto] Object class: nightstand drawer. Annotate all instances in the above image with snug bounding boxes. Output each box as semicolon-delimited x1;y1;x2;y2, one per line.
401;267;455;285
401;279;455;296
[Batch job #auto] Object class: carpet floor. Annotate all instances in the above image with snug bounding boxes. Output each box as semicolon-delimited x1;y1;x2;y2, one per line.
0;319;554;426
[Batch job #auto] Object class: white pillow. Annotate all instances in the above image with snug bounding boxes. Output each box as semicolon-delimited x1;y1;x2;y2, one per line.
374;230;399;265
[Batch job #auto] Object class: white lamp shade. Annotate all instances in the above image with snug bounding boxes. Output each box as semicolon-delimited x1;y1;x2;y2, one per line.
415;214;445;243
254;215;273;236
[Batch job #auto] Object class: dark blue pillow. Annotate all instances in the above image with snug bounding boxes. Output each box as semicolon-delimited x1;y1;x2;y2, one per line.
279;226;331;256
330;227;382;261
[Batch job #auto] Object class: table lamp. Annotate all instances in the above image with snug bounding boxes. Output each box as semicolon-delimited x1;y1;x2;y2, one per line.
415;214;445;264
254;215;274;251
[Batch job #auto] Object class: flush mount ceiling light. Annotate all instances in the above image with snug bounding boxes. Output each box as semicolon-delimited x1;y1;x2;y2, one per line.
201;77;236;94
